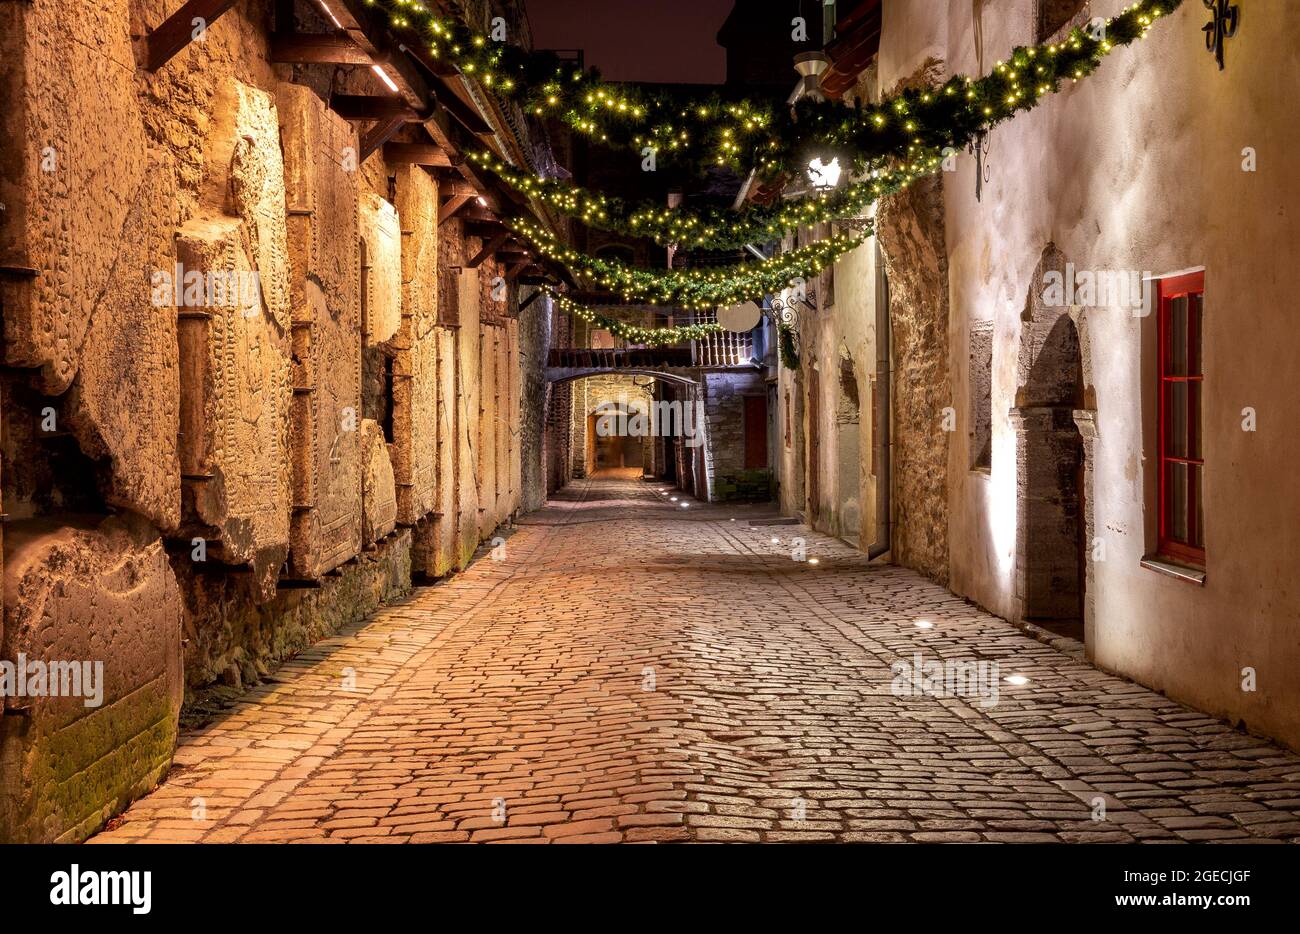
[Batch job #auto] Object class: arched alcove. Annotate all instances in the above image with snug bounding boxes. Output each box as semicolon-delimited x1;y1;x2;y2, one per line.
1011;244;1097;643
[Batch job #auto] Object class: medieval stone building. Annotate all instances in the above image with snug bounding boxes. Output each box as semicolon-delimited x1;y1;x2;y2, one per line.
774;0;1300;751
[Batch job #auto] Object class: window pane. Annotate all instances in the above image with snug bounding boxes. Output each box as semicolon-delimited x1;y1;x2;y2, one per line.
1167;296;1189;377
1189;381;1201;460
1165;381;1189;458
1188;293;1203;376
1189;464;1204;549
1165;462;1189;543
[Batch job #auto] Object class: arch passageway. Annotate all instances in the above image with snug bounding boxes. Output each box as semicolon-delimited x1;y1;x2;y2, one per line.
92;477;1300;844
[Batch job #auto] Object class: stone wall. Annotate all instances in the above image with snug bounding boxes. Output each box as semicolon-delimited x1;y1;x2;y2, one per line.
0;0;536;841
877;167;951;586
701;371;768;502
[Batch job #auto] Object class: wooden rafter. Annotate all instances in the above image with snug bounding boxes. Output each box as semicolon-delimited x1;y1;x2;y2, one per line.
359;116;407;162
147;0;241;71
382;142;452;167
468;231;513;269
270;33;373;65
438;193;475;226
330;94;419;122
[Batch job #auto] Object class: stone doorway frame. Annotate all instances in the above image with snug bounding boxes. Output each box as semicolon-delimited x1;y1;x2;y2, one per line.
1010;245;1098;646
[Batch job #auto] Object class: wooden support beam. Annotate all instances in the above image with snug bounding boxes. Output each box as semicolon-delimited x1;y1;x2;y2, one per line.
147;0;240;70
459;206;500;224
438;193;475;227
504;258;531;282
330;94;419;122
465;220;507;239
430;85;495;138
270;32;372;65
467;231;513;269
518;289;546;312
382;142;451;167
360;116;407;163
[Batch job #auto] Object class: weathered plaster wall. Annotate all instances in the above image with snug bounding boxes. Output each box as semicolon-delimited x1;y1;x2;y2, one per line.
797;231;880;547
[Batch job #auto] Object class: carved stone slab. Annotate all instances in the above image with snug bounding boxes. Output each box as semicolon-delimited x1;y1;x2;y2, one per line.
0;515;182;843
360;192;402;346
0;2;180;529
175;215;291;601
394;165;438;339
390;166;439;525
277;83;363;579
411;328;458;578
361;418;397;544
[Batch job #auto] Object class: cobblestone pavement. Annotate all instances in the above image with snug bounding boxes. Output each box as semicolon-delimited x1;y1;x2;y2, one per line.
92;477;1300;843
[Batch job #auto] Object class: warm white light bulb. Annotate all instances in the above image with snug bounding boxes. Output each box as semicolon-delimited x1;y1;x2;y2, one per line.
807;156;842;191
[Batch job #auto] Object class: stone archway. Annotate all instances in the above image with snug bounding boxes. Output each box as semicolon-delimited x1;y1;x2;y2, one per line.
1011;245;1097;642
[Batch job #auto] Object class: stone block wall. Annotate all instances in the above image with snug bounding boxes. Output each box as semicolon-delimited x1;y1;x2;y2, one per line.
0;0;537;841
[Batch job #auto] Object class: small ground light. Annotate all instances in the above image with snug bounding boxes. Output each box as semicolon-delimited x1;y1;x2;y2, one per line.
680;502;689;508
914;620;934;629
1004;674;1030;686
770;537;780;544
808;558;819;565
670;496;678;501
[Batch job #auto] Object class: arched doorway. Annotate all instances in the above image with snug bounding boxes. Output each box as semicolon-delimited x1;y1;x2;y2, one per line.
589;402;645;474
1011;246;1091;641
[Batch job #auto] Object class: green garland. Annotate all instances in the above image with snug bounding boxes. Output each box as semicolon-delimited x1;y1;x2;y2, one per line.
547;290;724;347
469;149;943;250
369;0;1182;180
510;215;865;309
778;323;800;371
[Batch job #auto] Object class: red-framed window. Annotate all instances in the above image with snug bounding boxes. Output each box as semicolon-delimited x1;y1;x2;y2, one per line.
1156;271;1205;567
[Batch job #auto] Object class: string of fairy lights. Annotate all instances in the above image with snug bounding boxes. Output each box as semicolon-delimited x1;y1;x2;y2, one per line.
508;215;865;310
545;290;725;346
369;0;1182;178
362;0;1185;353
468;149;941;250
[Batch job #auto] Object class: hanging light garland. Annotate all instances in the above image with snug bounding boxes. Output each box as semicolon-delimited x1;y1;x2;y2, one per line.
365;0;1185;360
546;290;725;346
468;149;947;250
509;215;866;309
369;0;1183;180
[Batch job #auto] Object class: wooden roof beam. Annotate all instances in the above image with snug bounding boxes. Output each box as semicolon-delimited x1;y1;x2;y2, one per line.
382;142;452;167
330;94;421;122
270;32;374;65
146;0;240;70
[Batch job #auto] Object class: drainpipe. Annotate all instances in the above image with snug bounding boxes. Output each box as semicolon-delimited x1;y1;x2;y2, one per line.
868;238;892;560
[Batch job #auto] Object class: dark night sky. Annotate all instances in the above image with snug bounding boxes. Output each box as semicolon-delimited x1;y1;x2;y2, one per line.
526;0;737;85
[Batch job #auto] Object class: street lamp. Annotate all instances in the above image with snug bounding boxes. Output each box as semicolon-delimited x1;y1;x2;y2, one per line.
807;156;842;191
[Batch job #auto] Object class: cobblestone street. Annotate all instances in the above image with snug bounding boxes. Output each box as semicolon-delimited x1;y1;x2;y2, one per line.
91;478;1300;844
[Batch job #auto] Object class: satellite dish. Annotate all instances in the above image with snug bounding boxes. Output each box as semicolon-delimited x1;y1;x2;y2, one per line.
718;301;762;333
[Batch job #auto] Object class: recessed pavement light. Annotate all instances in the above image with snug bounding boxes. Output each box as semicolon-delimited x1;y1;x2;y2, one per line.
680;502;689;508
914;620;934;629
1004;674;1030;686
670;496;678;502
770;536;780;543
808;558;820;565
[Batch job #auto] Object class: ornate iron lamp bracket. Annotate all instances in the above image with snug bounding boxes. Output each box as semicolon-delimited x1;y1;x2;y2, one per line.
1203;0;1239;71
